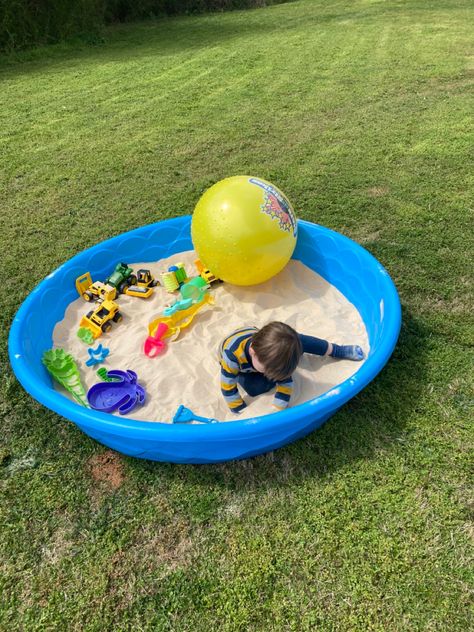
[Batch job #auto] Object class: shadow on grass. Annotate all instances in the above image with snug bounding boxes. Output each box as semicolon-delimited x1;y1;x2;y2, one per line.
0;0;433;79
132;306;428;489
0;12;293;77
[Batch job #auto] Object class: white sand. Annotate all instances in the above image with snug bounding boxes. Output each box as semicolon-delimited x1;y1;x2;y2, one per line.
52;251;369;422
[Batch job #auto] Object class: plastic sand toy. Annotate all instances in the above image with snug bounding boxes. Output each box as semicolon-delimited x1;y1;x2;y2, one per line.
42;349;89;407
96;367;121;382
77;327;94;344
78;299;122;340
144;322;169;358
85;344;110;367
87;369;145;415
147;293;214;342
172;405;218;424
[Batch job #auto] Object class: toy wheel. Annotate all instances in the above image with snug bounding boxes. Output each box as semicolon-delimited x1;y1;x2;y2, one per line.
129;275;137;286
118;281;128;294
102;321;112;333
83;291;93;301
113;312;122;323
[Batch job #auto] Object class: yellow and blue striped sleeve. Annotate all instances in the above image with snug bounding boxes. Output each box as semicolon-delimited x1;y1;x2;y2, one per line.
272;377;293;411
220;350;246;413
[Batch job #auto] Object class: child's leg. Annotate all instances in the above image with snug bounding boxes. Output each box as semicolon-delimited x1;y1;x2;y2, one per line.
299;334;365;361
237;373;275;396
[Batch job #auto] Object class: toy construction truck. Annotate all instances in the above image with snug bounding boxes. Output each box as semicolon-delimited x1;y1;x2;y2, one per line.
124;269;157;299
79;300;122;339
105;263;137;294
195;259;220;285
75;272;117;302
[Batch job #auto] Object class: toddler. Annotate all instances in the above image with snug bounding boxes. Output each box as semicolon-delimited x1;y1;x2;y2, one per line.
219;321;365;413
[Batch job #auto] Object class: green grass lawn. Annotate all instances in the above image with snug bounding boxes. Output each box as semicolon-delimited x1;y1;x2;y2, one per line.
1;0;473;629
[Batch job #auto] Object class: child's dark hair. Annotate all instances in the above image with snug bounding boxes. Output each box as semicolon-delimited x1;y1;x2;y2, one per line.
251;322;303;382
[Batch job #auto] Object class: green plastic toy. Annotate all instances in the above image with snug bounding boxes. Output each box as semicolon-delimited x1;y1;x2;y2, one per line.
77;327;94;344
96;367;121;382
105;262;136;294
42;349;89;407
180;277;208;303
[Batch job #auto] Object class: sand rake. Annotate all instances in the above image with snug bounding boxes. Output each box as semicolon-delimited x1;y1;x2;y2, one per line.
172;405;219;424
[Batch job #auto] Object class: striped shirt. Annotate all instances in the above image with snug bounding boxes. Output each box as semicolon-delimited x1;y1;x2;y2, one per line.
219;327;294;413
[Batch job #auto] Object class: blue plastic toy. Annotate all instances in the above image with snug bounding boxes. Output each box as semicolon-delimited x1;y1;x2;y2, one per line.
85;344;110;367
163;298;193;316
9;216;401;463
87;369;145;415
163;276;208;316
173;405;218;424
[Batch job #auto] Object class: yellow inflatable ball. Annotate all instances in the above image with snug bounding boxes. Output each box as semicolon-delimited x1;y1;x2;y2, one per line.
191;176;298;286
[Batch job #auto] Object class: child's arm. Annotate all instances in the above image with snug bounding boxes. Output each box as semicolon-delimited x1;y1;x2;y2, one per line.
299;334;365;360
272;377;293;411
220;351;247;413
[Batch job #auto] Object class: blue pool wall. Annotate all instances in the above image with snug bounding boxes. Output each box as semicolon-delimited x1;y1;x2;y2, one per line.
9;217;401;463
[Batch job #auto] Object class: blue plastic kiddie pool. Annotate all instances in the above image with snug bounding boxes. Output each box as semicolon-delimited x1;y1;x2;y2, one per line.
9;217;401;463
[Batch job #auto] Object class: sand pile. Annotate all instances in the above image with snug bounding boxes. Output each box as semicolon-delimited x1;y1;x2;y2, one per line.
52;251;368;422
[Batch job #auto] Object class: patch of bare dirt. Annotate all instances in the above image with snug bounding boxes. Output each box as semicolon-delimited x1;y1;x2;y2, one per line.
87;450;124;490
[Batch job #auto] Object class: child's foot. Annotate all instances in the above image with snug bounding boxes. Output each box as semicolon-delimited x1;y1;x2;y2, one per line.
330;344;365;361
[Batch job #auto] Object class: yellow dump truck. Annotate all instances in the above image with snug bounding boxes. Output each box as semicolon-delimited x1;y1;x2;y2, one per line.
194;259;220;285
75;272;117;302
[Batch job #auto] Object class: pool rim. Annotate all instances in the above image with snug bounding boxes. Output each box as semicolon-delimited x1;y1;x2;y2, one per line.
8;217;401;450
